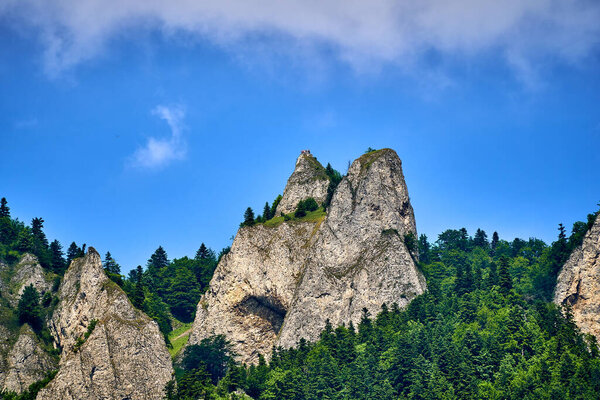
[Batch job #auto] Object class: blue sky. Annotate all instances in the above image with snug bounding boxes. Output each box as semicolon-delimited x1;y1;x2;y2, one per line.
1;1;599;272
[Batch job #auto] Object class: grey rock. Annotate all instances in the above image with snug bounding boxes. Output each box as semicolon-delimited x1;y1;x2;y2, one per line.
37;248;173;400
189;149;426;363
275;153;330;215
554;215;600;339
8;254;52;307
0;324;57;394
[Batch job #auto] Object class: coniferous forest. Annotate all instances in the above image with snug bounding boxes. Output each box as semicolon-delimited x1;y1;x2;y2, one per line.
1;195;599;399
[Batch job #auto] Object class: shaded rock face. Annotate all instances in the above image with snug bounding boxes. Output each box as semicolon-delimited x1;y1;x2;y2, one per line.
554;216;600;339
189;149;426;363
0;324;57;394
275;153;330;215
37;248;173;400
188;221;321;363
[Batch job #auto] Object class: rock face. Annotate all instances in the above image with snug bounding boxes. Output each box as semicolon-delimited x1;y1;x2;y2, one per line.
189;149;426;363
554;215;600;339
37;248;173;400
0;324;57;394
6;254;53;307
275;152;330;215
0;254;57;394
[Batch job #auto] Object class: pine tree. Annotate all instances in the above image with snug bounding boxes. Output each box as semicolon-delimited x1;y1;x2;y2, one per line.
66;242;81;264
17;284;42;331
195;243;210;260
49;240;66;274
498;256;512;294
16;228;34;253
103;251;121;275
418;234;430;264
262;202;271;221
242;207;255;227
132;265;145;309
269;195;282;219
0;197;9;218
473;228;489;248
491;231;499;255
486;261;499;287
148;246;169;271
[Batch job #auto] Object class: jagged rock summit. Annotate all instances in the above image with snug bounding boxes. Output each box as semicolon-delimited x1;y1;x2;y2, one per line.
554;215;600;339
37;247;173;400
189;149;426;364
275;150;330;215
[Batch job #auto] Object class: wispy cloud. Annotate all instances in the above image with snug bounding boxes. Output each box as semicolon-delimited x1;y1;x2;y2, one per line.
130;105;186;169
2;0;599;80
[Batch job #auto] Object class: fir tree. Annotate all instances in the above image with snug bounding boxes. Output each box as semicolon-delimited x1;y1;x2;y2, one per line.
498;256;512;294
0;197;9;218
49;240;66;274
491;231;499;255
132;265;145;309
103;251;121;275
262;202;271;221
473;228;489;248
17;284;42;331
418;234;430;264
66;242;81;264
16;228;34;253
242;207;255;227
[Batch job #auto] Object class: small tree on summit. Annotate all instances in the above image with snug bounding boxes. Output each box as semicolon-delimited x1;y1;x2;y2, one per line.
242;207;255;227
103;251;121;275
66;242;82;265
262;202;271;221
0;197;10;218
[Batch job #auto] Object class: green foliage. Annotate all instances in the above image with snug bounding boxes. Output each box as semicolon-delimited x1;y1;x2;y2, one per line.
1;370;57;400
323;163;343;210
242;207;256;227
294;197;319;218
183;335;236;384
73;319;97;352
17;285;42;331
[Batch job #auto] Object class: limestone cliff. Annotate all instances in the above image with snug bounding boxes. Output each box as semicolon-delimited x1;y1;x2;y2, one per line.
0;324;57;394
275;152;330;215
0;254;57;394
554;215;600;339
37;248;173;400
189;149;426;363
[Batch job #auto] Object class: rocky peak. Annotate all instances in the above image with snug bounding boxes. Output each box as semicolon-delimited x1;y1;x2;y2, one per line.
554;215;600;339
277;148;425;348
37;247;173;400
189;148;426;363
275;152;330;215
7;254;53;307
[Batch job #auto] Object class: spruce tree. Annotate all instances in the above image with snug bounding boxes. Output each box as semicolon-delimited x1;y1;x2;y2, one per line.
103;252;121;275
17;284;42;331
242;207;255;227
132;265;145;309
491;231;499;255
473;228;488;248
418;234;430;264
49;240;66;273
262;202;271;221
195;243;210;260
0;197;9;218
498;256;512;294
66;242;81;264
16;228;34;253
486;261;499;287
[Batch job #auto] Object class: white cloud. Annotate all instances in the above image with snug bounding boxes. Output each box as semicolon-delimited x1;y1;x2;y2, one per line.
2;0;599;79
130;105;186;169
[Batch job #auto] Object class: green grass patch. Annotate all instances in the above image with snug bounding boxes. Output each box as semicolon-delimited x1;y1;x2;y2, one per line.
261;208;326;228
168;322;192;358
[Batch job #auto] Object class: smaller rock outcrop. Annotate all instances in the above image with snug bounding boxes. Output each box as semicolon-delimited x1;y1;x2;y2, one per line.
554;215;600;339
7;254;53;307
0;324;57;394
37;248;173;400
275;152;330;215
